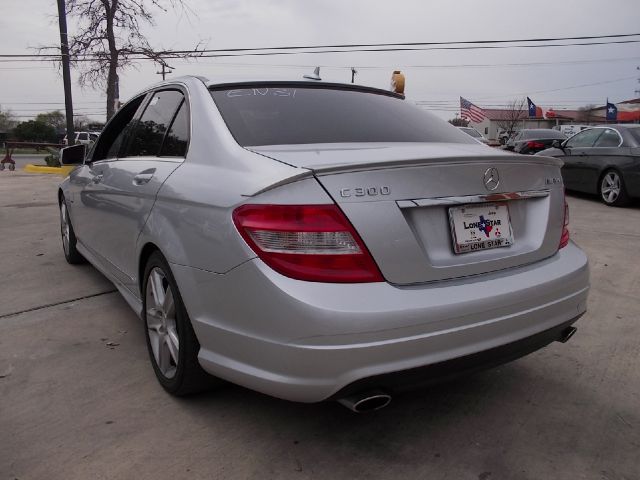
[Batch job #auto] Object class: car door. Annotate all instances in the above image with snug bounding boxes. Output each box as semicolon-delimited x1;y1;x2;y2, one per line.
68;93;149;269
578;128;625;193
558;128;604;191
88;89;189;292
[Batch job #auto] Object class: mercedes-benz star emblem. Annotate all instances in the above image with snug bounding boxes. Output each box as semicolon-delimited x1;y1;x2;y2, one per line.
483;167;500;191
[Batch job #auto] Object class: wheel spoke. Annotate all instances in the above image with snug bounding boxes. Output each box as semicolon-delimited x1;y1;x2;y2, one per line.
158;335;172;374
166;325;180;364
163;286;175;318
149;270;165;311
148;329;161;361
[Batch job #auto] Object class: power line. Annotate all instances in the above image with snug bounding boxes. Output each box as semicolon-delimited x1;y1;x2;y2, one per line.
2;33;640;63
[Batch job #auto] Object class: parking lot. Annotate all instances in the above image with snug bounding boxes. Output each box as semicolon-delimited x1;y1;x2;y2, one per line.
1;168;638;480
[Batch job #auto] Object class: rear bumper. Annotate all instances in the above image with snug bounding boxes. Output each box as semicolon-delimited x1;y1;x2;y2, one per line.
329;315;581;400
171;242;589;403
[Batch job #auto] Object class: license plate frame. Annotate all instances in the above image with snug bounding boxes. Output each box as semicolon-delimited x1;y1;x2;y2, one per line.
448;202;514;254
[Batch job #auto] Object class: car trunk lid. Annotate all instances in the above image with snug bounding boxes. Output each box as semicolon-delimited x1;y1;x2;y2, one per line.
249;143;565;284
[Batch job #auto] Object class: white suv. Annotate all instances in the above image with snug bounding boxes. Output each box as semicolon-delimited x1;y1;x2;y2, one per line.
62;131;99;146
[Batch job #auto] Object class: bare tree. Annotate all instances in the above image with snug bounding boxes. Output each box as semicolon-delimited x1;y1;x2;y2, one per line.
495;98;528;136
49;1;196;120
0;108;18;132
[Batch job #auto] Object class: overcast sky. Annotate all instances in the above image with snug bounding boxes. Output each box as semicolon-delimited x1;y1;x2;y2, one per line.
1;0;639;122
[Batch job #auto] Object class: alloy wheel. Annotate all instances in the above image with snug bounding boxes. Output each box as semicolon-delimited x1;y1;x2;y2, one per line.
601;171;621;204
60;202;70;255
145;267;179;379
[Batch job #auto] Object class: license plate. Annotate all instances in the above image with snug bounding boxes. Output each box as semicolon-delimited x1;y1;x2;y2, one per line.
449;203;513;254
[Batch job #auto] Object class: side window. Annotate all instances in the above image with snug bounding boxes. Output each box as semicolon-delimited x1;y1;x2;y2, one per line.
93;95;146;161
565;129;603;148
160;100;189;157
594;129;622;147
125;90;184;157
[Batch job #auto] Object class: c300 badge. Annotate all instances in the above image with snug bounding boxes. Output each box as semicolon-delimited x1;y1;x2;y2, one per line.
340;186;391;198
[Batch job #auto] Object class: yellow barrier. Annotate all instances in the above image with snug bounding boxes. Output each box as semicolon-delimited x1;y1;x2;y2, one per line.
23;164;76;176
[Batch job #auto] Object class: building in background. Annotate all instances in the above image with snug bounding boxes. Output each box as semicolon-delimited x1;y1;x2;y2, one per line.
464;98;640;142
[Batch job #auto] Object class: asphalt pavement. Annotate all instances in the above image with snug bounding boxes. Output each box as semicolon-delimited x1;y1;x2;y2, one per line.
0;169;638;480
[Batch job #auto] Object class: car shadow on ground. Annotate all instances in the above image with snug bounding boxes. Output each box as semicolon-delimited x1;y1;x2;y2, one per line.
566;189;640;208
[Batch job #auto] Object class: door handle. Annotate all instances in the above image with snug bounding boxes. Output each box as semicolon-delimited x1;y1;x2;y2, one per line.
133;172;154;185
92;174;103;184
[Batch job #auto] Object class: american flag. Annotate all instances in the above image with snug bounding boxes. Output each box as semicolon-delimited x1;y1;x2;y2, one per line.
460;97;486;123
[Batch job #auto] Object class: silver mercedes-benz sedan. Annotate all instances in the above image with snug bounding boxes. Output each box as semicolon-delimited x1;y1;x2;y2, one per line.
58;76;589;412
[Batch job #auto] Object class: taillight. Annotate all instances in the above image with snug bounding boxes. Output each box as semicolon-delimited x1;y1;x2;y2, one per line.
232;204;384;283
559;194;570;249
527;141;545;149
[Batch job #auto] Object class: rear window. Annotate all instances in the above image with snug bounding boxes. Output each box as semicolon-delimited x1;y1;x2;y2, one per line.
627;127;640;144
521;130;565;140
210;85;475;147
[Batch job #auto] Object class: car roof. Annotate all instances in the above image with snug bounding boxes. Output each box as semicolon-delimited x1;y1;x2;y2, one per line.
129;75;404;104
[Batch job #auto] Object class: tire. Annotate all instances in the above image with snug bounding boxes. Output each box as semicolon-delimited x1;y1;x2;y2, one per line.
59;197;86;264
142;251;219;396
599;169;630;207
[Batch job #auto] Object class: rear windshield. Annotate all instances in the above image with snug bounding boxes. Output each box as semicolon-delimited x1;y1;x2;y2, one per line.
210;85;475;147
626;127;640;144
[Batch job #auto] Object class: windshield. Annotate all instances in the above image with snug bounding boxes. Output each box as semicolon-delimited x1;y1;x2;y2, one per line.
460;128;482;138
210;85;476;147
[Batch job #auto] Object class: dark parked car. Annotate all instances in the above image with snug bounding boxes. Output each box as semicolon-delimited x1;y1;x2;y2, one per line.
506;129;567;155
537;125;640;206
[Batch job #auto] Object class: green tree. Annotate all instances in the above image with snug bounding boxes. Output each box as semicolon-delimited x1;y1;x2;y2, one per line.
12;121;57;143
35;110;66;130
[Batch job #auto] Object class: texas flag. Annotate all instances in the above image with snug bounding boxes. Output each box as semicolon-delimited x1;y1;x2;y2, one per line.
527;97;543;118
606;100;618;121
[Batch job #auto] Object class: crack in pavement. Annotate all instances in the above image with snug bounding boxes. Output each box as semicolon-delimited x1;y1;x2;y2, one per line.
0;290;118;320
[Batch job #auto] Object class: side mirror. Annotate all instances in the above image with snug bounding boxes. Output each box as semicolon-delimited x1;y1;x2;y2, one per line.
551;140;565;150
60;144;86;165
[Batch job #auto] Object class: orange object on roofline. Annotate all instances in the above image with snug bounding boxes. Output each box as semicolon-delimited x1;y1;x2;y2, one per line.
391;70;405;96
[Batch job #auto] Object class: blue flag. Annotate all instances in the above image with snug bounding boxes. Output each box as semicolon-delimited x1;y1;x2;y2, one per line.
606;100;617;121
527;97;538;118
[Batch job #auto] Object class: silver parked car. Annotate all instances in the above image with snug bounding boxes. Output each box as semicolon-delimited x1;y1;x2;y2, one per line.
59;76;589;412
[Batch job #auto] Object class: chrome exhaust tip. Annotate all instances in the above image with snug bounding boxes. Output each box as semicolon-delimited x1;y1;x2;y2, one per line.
337;390;392;413
557;326;577;343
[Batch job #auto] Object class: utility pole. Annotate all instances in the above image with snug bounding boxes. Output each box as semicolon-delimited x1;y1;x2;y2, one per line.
351;67;357;84
156;63;173;81
57;0;75;146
